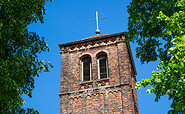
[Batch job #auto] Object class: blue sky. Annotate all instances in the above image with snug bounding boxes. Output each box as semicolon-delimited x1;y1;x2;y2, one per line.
23;0;172;114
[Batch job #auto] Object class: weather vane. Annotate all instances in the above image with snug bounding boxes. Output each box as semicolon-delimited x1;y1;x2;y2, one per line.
87;11;108;35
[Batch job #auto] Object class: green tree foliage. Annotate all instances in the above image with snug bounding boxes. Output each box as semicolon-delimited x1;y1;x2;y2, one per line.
0;0;53;113
127;0;185;113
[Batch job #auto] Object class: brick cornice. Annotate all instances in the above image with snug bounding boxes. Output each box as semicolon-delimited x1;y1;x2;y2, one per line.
59;32;126;48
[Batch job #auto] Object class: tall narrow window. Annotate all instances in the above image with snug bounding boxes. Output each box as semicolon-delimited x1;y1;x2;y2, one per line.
98;54;108;79
82;57;91;81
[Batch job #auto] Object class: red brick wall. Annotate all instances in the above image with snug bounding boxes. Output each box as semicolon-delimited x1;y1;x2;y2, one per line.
59;35;139;114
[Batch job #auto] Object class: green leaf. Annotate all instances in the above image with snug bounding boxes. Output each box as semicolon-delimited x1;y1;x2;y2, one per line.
146;89;152;94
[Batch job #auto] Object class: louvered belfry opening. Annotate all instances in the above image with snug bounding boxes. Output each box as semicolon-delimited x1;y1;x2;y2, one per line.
98;54;108;79
82;57;91;81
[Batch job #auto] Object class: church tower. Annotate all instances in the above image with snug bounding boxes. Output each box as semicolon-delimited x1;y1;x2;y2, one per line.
59;32;139;114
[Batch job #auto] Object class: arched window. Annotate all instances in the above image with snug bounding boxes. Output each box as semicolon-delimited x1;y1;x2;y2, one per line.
97;54;108;79
82;56;91;81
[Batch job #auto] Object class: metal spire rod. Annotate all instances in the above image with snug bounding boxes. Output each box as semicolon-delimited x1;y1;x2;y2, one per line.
96;11;99;33
86;11;108;35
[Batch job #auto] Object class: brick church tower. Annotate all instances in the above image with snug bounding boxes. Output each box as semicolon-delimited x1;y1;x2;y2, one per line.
59;32;139;114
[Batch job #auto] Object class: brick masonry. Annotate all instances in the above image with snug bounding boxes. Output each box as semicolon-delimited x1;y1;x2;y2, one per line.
59;32;139;114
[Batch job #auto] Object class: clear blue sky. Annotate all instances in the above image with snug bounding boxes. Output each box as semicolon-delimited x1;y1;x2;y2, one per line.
23;0;172;114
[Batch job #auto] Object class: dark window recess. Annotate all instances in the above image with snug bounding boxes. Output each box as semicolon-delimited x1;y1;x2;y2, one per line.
82;57;91;81
98;54;108;79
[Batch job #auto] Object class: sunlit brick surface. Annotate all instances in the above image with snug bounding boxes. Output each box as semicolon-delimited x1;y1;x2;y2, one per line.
59;33;139;114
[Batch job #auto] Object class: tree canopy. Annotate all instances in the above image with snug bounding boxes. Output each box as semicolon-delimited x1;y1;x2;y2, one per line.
0;0;53;113
127;0;185;113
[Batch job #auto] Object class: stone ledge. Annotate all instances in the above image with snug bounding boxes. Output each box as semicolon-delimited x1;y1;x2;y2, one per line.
79;80;93;85
96;78;109;83
59;83;131;96
79;78;109;86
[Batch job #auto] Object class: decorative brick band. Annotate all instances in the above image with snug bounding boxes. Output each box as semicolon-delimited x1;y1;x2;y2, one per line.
60;36;124;53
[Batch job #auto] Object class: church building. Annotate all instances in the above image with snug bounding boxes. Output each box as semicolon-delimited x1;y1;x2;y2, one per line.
59;32;139;114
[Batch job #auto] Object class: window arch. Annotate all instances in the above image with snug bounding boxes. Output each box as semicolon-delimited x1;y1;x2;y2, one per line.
97;53;108;79
82;56;91;81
